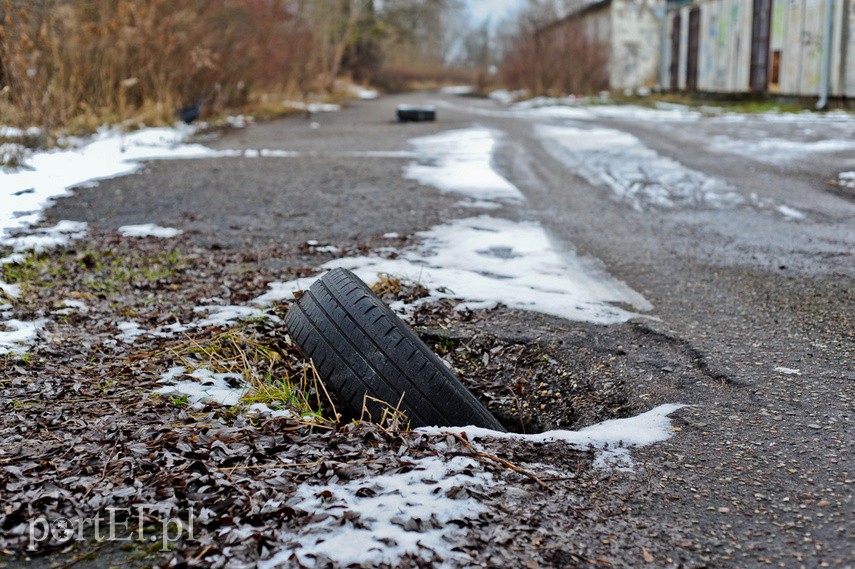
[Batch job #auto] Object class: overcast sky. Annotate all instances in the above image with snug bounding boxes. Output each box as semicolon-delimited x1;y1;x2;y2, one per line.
465;0;524;25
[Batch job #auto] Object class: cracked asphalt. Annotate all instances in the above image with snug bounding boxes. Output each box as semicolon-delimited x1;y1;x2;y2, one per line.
44;92;855;567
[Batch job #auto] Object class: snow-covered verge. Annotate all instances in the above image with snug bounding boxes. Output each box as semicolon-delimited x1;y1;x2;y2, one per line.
502;93;855;125
258;403;685;567
0;125;218;355
259;454;492;568
423;403;686;472
708;136;855;164
0;126;218;243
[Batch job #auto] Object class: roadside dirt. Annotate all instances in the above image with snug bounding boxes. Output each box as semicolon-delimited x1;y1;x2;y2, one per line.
0;225;698;568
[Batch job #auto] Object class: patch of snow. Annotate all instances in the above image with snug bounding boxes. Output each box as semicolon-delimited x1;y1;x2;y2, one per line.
157;366;187;383
0;126;41;138
260;455;490;569
225;115;250;129
154;367;247;408
837;171;855;189
117;321;146;343
55;299;87;315
420;403;686;472
440;85;475;95
405;128;524;202
193;304;270;328
283;101;342;113
536;124;745;211
2;220;88;252
709;136;855;164
774;366;802;376
488;89;526;105
457;198;502;210
150;321;189;338
355;87;379;100
512;97;701;122
246;403;294;419
260;149;301;158
118;223;183;238
314;245;341;254
0;281;21;299
264;215;651;325
776;205;806;220
382;232;400;239
0;126;220;243
0;318;46;355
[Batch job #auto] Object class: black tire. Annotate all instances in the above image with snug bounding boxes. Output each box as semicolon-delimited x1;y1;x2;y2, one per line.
283;268;505;431
396;105;436;122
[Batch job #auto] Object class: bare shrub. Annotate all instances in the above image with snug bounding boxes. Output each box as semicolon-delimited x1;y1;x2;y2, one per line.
0;0;314;131
500;14;609;96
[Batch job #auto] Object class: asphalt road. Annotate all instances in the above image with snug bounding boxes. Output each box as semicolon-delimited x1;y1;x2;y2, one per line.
46;92;855;567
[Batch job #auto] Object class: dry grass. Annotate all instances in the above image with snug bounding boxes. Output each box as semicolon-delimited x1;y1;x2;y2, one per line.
168;324;339;421
0;0;315;134
370;273;402;297
360;393;410;432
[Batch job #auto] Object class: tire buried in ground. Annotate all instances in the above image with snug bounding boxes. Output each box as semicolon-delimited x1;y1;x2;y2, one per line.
283;268;505;430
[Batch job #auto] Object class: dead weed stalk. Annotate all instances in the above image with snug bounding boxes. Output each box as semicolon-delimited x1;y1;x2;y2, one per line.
360;393;409;433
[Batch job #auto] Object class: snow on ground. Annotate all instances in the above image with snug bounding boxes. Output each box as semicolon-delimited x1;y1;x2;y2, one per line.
1;220;88;253
0;318;46;355
421;403;686;472
708;136;855;164
263;215;651;324
405;128;524;201
0;126;219;242
205;125;651;326
260;455;491;569
117;321;146;343
537;124;745;211
837;171;855;189
257;404;685;567
118;223;183;238
154;367;247;408
0;125;226;355
514;97;702;122
440;85;475;95
535;124;811;219
282;101;342;113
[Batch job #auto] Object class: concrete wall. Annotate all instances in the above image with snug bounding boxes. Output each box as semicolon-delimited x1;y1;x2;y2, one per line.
608;0;665;89
847;0;855;95
696;0;752;92
668;0;854;96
